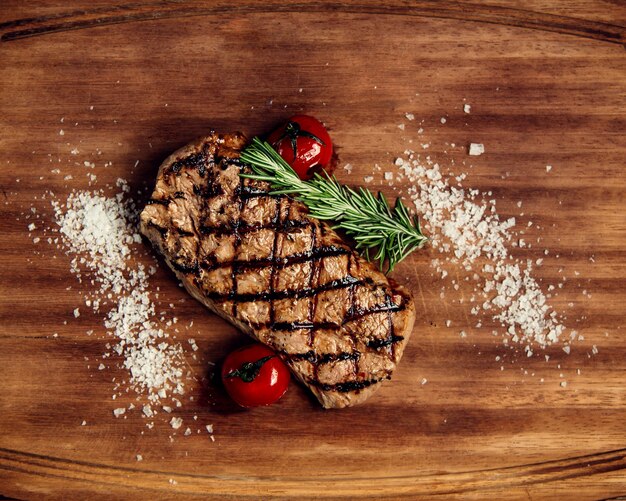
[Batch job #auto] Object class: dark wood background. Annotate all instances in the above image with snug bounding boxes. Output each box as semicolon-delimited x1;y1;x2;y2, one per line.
1;1;625;498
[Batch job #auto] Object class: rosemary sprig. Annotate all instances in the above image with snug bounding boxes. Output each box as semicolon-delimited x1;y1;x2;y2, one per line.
239;137;427;273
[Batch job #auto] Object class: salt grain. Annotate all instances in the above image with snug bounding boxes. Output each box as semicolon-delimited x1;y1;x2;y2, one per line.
468;143;484;156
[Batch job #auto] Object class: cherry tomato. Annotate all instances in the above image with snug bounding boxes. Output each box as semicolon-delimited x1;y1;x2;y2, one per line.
221;344;290;407
267;115;334;180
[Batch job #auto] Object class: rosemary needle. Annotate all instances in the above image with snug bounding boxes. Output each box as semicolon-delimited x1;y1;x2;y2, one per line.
239;137;427;273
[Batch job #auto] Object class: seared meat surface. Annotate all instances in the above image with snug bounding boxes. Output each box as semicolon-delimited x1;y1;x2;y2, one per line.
140;132;415;408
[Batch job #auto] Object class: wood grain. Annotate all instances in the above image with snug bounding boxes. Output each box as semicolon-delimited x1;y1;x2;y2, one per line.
0;0;625;45
1;1;625;499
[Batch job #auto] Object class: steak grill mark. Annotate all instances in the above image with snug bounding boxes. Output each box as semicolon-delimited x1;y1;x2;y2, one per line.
159;152;409;393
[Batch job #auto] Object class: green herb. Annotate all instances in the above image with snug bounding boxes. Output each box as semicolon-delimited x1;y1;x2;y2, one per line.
239;138;427;273
225;355;275;383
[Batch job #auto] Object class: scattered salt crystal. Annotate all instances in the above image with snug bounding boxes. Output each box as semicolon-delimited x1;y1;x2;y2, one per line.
392;125;568;352
52;185;186;405
73;308;80;318
364;176;374;183
205;424;213;434
28;223;36;231
384;172;393;181
560;381;567;388
546;165;552;172
81;420;87;426
405;113;415;121
463;104;471;114
170;417;183;430
440;117;447;124
420;378;428;385
113;407;126;417
184;427;192;436
468;143;484;156
136;454;143;461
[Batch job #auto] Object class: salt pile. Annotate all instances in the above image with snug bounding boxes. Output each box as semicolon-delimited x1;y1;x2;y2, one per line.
392;151;570;354
52;179;186;402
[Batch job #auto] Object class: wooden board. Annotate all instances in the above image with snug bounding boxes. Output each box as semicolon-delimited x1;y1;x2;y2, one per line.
1;1;625;498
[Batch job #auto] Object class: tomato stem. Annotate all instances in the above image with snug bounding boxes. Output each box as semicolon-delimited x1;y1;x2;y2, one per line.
225;355;275;383
272;120;325;160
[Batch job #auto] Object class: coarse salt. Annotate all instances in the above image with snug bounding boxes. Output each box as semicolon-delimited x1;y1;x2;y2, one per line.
52;183;186;406
468;143;484;156
393;128;569;351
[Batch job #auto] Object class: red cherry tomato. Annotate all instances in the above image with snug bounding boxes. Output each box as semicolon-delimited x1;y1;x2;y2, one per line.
221;344;290;407
267;115;333;180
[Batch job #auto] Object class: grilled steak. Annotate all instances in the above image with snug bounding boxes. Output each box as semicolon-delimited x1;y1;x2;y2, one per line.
139;132;415;408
